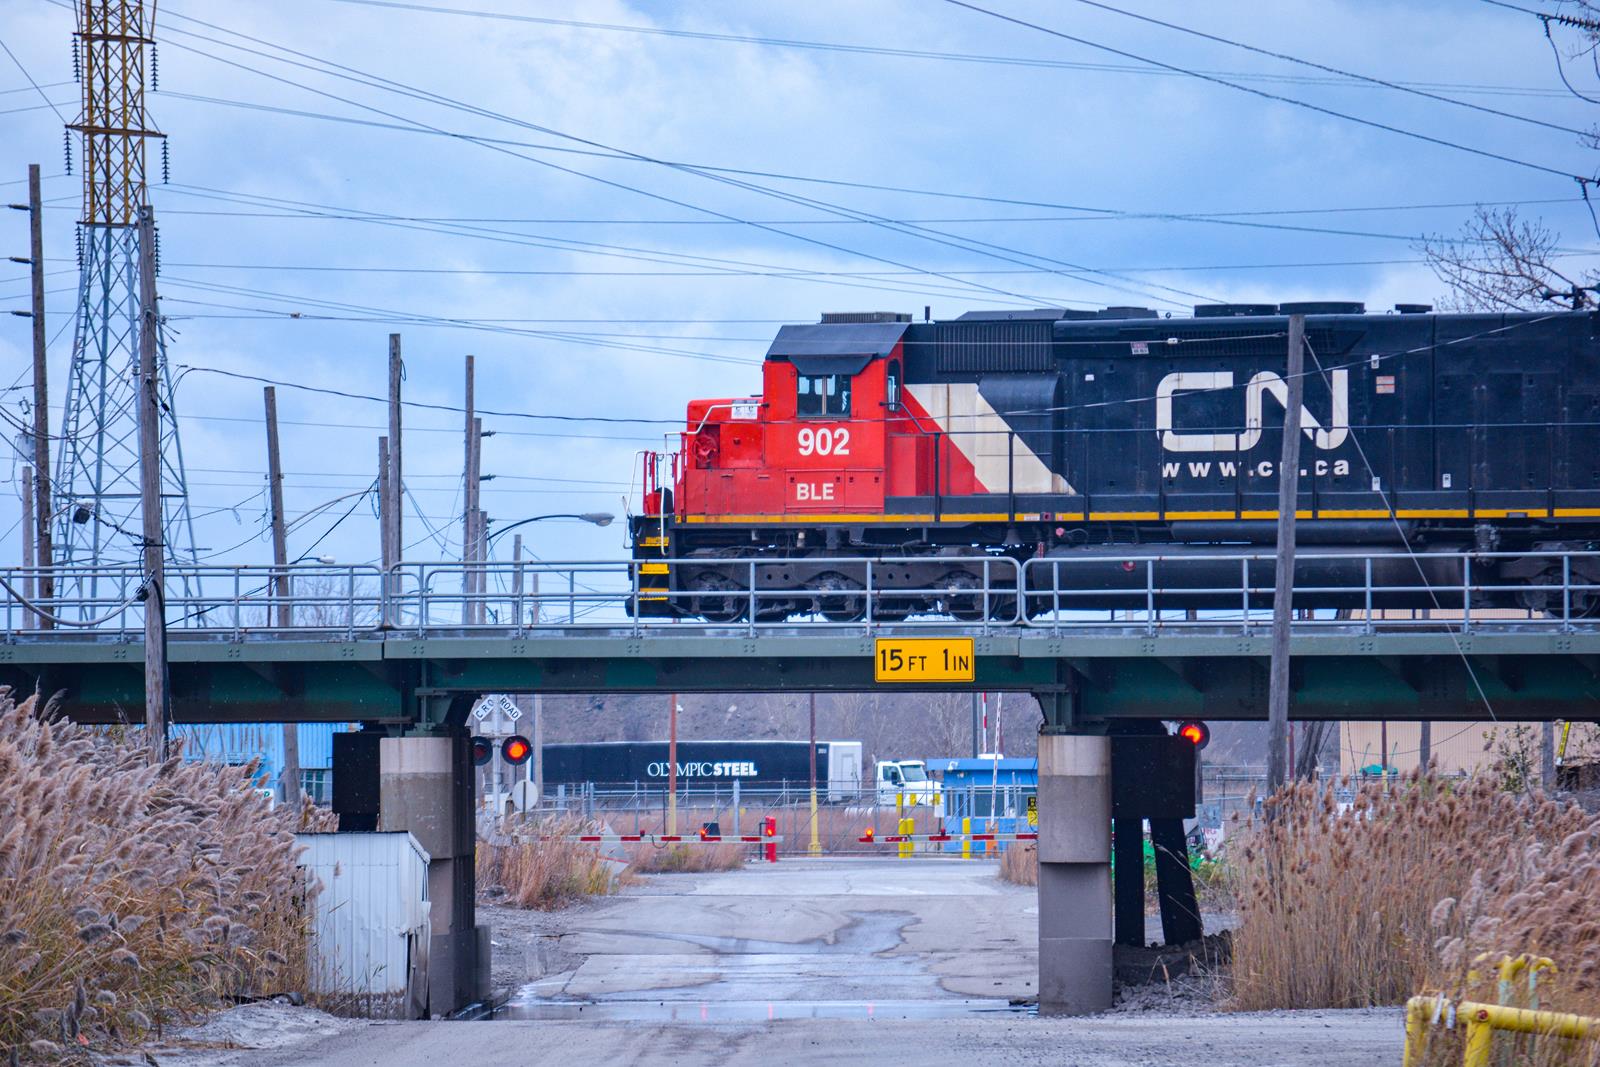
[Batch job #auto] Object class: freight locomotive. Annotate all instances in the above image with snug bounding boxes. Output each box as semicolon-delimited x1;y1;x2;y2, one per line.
629;303;1600;621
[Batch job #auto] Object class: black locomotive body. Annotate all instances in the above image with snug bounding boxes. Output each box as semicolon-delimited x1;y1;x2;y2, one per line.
630;304;1600;619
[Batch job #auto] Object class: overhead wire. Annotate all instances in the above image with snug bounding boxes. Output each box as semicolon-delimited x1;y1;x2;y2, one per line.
939;0;1597;184
146;26;1126;311
1063;0;1590;137
0;35;70;123
147;7;1208;309
318;0;1580;100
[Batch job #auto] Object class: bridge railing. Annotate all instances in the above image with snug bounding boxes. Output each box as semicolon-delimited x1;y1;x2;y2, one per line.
4;549;1600;637
389;555;1023;635
1021;548;1600;635
0;563;386;639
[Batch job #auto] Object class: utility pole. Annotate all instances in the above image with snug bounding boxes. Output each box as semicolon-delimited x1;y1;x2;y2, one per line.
264;386;300;806
378;437;393;572
1541;721;1556;792
387;334;403;567
668;693;678;836
809;693;821;855
26;164;53;627
1418;721;1432;772
18;468;34;625
512;532;543;804
136;206;167;763
463;355;477;624
1266;313;1306;796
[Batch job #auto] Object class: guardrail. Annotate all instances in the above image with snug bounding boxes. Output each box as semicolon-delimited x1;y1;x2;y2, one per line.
2;547;1598;639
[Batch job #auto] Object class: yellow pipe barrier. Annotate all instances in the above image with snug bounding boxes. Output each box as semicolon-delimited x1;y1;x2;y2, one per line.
961;816;971;860
897;816;914;859
1403;995;1599;1067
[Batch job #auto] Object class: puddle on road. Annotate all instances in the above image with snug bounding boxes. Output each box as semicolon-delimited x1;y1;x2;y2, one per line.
493;910;1030;1022
495;998;1031;1022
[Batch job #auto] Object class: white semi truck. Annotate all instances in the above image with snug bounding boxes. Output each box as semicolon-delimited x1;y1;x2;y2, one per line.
875;759;939;807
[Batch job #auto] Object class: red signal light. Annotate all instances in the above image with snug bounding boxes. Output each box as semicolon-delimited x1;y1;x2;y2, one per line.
471;736;493;767
1177;720;1210;750
501;735;532;765
863;827;876;842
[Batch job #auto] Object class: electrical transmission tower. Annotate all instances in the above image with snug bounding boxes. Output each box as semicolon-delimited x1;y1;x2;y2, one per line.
54;0;199;599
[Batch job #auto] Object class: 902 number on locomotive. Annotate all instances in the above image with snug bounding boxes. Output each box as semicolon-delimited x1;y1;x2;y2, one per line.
796;426;850;457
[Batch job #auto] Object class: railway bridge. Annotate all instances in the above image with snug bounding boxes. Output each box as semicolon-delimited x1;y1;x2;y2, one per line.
5;551;1600;1016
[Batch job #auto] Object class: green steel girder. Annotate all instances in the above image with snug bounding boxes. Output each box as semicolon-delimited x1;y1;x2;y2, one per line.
3;629;1600;726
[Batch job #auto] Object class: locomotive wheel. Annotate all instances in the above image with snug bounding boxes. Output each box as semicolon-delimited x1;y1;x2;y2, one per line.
938;570;985;622
690;573;746;623
815;572;865;623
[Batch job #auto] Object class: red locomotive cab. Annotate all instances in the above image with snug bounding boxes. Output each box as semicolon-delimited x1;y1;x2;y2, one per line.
768;356;889;514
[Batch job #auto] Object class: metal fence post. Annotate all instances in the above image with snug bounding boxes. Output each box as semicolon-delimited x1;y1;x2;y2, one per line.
748;560;757;636
1463;554;1473;634
1145;559;1156;636
1364;556;1374;634
1563;553;1573;633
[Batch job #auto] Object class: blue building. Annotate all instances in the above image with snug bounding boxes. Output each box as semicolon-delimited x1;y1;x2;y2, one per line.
174;723;352;804
934;757;1038;854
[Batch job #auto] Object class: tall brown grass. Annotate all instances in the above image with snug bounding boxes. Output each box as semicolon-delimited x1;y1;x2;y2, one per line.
1228;771;1596;1019
626;841;745;873
999;842;1037;886
0;691;329;1060
478;816;621;909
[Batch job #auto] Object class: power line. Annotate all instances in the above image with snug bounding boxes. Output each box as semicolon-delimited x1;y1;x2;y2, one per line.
1064;0;1590;137
317;0;1580;100
148;10;1207;309
0;35;69;124
939;0;1596;184
144;92;1587;250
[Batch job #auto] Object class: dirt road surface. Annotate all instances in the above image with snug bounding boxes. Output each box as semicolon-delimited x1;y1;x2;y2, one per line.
150;857;1402;1066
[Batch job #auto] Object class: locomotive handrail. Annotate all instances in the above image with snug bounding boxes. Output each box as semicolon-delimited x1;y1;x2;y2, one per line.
5;548;1600;638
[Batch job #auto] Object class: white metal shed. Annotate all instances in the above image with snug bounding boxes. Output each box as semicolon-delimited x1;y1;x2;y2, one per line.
296;831;431;1018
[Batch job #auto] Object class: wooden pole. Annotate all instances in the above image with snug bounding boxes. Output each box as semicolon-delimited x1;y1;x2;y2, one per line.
387;334;403;566
27;164;53;627
463;356;476;623
136;207;168;763
471;418;485;624
809;693;821;854
264;386;300;805
1266;313;1306;795
668;693;678;836
19;467;35;625
378;436;393;588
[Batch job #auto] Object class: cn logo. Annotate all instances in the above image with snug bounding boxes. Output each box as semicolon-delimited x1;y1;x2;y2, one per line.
1155;369;1349;454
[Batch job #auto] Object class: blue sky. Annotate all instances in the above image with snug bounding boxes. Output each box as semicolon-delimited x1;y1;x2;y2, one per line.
3;0;1598;572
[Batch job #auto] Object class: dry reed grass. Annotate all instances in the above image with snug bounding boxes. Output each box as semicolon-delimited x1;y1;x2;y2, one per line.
477;816;621;909
0;690;330;1061
999;842;1037;886
625;841;745;873
1228;770;1597;1025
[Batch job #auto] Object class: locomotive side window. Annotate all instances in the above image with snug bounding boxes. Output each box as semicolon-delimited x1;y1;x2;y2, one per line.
797;373;851;417
886;360;901;409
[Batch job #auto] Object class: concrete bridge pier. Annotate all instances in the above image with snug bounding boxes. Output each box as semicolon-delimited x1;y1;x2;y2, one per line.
377;730;485;1016
1034;690;1114;1015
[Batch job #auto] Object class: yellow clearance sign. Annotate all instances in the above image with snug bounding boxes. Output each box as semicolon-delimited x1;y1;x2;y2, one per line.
873;638;976;683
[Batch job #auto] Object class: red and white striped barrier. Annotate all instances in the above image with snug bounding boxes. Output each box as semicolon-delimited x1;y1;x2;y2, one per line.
555;833;781;845
858;831;1037;844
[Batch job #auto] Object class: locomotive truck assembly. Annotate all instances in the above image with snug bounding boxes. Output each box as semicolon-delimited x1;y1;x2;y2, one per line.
630;304;1600;621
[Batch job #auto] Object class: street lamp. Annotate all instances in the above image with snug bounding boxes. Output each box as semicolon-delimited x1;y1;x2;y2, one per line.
485;512;614;547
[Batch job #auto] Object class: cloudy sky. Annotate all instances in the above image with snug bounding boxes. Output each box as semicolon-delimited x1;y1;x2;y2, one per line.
2;0;1598;575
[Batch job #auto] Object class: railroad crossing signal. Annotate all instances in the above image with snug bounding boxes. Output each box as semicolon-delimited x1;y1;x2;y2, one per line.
502;735;533;765
1177;720;1211;749
471;736;493;766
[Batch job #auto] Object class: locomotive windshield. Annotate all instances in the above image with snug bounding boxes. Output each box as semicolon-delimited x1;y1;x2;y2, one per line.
797;372;851;417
